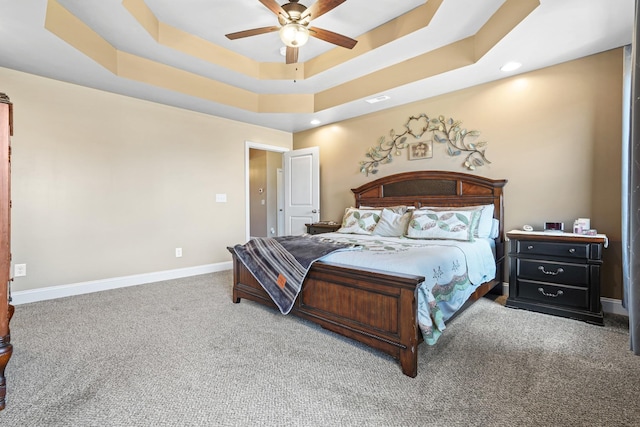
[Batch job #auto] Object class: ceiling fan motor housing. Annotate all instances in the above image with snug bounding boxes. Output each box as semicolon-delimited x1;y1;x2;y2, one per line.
278;2;307;25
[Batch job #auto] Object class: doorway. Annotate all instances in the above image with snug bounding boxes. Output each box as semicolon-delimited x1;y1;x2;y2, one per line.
245;141;288;241
245;141;320;241
248;148;283;238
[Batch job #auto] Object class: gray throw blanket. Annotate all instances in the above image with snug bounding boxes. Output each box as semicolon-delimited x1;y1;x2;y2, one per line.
229;235;359;314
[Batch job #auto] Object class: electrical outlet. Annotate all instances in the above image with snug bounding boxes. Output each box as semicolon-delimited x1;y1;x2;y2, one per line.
175;248;182;258
14;263;26;277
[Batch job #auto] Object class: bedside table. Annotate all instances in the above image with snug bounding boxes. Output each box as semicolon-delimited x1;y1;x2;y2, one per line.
305;222;340;235
506;230;607;325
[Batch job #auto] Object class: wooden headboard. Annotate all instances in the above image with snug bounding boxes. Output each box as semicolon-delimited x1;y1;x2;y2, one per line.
351;170;508;280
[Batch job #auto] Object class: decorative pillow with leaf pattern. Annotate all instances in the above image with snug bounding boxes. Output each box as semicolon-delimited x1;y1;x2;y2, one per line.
422;204;494;238
405;208;482;241
337;208;381;235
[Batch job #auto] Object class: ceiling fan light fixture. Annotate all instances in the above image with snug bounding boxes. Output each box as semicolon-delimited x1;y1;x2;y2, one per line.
279;23;310;47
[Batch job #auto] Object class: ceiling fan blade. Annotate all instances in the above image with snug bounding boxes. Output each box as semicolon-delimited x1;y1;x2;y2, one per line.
286;46;299;64
259;0;289;19
225;26;280;40
308;27;357;49
301;0;346;21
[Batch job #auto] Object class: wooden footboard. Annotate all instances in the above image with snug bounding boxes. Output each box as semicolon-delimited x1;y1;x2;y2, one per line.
232;254;425;377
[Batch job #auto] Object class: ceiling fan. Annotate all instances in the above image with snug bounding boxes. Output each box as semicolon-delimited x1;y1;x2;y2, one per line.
225;0;358;64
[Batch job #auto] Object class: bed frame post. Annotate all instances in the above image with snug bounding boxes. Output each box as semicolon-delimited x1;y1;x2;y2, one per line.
231;253;241;304
398;287;419;378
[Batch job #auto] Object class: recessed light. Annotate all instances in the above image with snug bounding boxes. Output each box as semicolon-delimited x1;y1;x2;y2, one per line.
500;61;522;72
365;95;391;104
310;119;321;125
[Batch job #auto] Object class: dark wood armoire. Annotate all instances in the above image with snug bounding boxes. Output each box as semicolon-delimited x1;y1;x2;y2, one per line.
0;93;14;411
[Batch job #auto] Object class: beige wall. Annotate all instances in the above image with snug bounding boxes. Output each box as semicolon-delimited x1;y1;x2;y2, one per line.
294;48;624;299
1;48;625;298
2;67;292;292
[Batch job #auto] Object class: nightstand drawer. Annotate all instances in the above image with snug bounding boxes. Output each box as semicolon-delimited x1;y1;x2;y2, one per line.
517;259;589;286
517;280;589;309
516;240;589;259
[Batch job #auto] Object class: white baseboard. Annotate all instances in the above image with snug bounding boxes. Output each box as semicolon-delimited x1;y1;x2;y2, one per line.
502;282;627;316
11;261;233;305
601;297;629;316
11;270;631;318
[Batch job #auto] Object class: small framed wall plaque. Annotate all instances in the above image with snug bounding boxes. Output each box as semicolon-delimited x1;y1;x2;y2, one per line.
408;140;432;160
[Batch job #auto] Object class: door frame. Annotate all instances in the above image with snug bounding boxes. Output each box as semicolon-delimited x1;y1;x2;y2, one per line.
245;141;289;242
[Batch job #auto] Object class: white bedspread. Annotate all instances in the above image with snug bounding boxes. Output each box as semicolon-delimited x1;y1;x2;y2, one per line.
312;233;497;344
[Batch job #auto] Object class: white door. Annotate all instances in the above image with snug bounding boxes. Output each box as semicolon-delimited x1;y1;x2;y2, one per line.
284;146;320;235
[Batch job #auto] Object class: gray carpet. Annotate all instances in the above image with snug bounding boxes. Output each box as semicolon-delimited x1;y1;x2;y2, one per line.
0;270;638;426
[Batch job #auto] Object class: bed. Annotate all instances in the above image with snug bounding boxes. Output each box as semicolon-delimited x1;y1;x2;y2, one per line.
229;170;507;377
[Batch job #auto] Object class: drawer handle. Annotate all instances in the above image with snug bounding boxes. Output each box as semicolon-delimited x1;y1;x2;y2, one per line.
569;248;576;253
538;266;564;275
538;287;564;298
527;245;534;250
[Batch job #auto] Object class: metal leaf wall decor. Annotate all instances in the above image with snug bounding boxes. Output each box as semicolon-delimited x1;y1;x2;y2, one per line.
359;114;491;176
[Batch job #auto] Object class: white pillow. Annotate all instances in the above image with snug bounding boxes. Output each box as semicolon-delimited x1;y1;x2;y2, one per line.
476;204;495;238
337;207;381;235
372;208;412;237
405;207;482;242
489;218;500;239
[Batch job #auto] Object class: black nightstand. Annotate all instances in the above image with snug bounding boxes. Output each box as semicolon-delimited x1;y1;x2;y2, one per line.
506;230;607;325
305;222;340;235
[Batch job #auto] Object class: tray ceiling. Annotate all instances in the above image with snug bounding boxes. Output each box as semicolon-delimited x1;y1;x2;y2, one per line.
0;0;634;132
